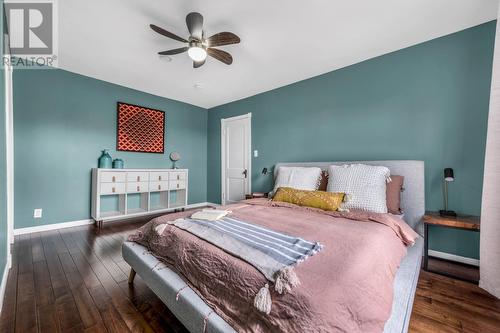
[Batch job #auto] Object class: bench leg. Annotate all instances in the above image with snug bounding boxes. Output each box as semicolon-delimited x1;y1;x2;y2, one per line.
128;268;136;284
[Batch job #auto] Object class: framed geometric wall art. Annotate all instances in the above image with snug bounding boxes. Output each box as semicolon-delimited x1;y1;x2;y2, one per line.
116;102;165;153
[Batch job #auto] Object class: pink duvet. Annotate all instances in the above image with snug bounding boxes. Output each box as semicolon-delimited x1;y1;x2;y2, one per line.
129;199;419;333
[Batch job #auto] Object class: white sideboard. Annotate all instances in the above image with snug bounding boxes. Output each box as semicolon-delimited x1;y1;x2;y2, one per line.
91;168;188;227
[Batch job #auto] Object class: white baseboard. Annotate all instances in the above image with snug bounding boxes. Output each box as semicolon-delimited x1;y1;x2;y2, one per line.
428;250;479;267
14;219;94;235
198;202;220;208
188;202;219;208
13;202;218;236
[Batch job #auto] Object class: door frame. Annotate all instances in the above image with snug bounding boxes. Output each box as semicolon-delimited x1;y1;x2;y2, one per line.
4;57;14;253
220;113;252;205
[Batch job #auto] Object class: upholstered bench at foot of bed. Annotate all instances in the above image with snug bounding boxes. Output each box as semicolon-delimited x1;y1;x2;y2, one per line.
122;241;236;333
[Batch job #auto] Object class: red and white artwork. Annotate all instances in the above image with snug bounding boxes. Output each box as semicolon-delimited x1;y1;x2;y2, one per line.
117;102;165;153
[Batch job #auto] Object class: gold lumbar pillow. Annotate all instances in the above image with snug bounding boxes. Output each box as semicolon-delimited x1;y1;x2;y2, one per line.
272;187;345;211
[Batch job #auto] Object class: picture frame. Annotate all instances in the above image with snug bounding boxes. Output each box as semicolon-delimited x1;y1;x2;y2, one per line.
116;102;165;154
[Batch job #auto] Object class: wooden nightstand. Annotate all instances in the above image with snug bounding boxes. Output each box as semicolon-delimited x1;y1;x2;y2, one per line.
423;211;480;282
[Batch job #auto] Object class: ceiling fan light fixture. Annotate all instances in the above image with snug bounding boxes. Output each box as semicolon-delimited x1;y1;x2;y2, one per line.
188;45;207;62
151;13;240;67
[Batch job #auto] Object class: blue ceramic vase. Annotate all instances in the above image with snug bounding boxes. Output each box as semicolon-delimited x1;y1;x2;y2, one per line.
98;149;112;169
112;158;124;169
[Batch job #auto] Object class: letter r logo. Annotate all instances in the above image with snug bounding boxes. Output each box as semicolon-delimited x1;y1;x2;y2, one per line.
4;2;53;55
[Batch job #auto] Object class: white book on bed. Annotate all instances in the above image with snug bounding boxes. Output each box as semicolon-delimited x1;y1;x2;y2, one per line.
191;209;231;221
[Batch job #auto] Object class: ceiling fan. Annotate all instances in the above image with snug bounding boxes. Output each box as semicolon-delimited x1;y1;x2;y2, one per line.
150;12;240;68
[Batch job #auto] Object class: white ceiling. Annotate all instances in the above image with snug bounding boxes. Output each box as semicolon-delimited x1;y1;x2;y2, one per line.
59;0;498;109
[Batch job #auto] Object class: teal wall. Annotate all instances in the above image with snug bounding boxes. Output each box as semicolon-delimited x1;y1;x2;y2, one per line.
0;68;6;286
0;71;6;292
0;0;8;285
0;73;7;283
207;22;496;259
14;69;207;229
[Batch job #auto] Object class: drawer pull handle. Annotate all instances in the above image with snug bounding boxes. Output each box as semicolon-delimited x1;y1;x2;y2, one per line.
137;176;140;182
112;187;116;193
137;186;140;192
158;185;161;190
177;183;179;189
112;176;116;182
159;176;162;181
177;175;180;180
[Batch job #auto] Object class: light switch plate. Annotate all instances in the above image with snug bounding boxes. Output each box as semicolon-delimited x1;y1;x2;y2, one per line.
34;209;42;218
253;150;258;157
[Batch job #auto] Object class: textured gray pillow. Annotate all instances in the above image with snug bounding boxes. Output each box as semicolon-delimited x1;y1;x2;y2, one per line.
327;164;391;213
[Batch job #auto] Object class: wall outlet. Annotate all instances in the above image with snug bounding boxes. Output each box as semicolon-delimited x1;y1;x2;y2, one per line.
34;209;42;218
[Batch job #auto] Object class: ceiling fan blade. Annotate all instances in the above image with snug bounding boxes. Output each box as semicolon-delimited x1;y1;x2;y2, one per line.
158;47;189;55
193;59;205;68
207;48;233;65
186;12;204;40
150;24;188;43
206;32;240;47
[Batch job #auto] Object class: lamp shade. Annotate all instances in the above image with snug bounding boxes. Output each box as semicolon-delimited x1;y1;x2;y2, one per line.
444;168;454;182
188;46;207;62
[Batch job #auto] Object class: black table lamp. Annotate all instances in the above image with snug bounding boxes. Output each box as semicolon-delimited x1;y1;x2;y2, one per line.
440;168;457;217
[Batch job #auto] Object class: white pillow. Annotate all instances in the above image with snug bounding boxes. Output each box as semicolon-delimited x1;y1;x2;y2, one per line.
271;167;322;196
327;164;391;213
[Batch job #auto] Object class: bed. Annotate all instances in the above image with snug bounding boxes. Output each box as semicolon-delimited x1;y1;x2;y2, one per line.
122;160;425;333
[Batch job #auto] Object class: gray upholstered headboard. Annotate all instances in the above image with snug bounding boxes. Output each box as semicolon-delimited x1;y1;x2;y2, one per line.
274;161;425;234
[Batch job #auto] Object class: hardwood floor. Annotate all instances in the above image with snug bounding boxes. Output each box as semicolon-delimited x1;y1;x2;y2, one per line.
1;217;499;333
0;217;189;333
409;270;500;332
425;257;480;283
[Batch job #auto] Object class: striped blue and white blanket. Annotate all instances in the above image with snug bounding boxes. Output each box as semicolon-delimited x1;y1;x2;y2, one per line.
159;216;323;314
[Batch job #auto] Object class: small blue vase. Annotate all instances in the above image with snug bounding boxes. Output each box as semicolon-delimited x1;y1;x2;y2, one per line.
98;149;112;169
112;158;124;169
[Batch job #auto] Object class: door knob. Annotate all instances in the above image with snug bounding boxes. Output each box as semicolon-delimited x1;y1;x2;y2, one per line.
243;169;248;178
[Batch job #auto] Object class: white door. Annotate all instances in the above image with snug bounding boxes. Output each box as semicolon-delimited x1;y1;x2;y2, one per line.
221;113;251;205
